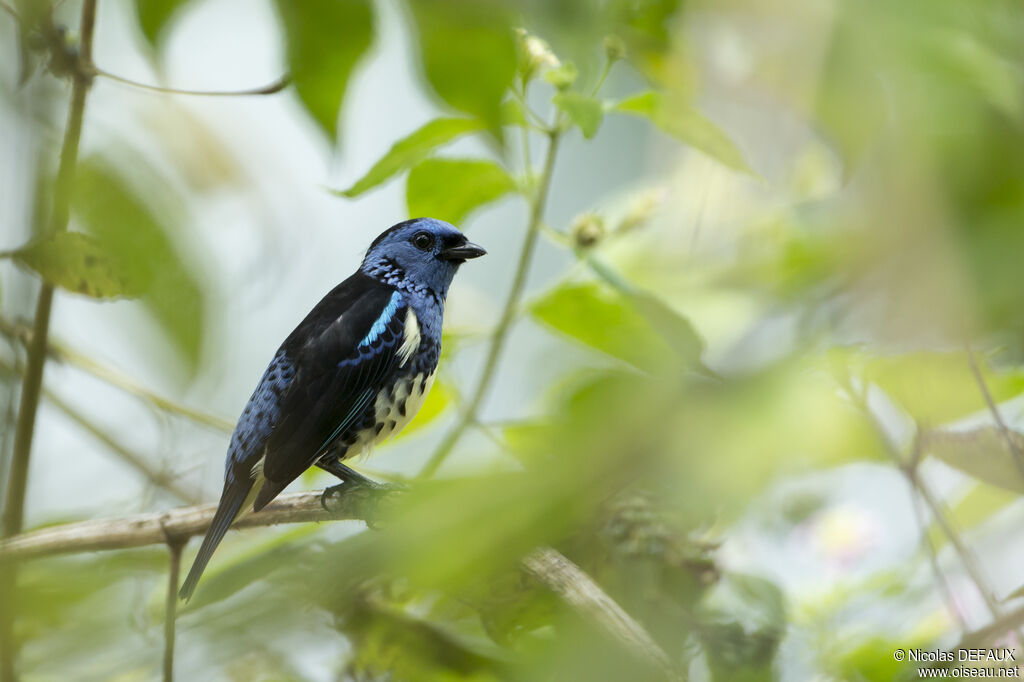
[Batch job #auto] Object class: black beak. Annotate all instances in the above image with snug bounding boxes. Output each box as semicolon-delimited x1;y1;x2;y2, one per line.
440;241;487;262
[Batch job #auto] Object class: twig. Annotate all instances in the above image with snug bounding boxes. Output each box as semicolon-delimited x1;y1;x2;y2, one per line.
418;128;561;478
0;354;197;503
0;489;678;681
964;342;1024;481
1;0;98;678
162;539;183;682
958;604;1024;651
908;480;968;632
849;387;1005;621
95;70;290;97
0;1;16;20
522;547;683;681
0;317;233;432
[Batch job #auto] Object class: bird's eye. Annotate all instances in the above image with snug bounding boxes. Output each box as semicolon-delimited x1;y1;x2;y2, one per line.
412;232;433;251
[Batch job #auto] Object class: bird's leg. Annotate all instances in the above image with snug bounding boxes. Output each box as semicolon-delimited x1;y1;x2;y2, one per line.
317;457;390;512
318;458;379;488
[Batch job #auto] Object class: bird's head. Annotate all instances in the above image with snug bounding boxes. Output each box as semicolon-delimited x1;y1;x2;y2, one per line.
361;218;486;298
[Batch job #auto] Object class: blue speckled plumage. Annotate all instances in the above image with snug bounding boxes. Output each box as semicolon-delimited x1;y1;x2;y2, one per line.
179;218;485;600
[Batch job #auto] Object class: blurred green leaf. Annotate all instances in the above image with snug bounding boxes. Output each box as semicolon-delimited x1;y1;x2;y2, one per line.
406;158;516;225
501;98;528;127
834;636;915;682
343;596;508;682
274;0;374;142
699;572;785;682
133;0;191;50
865;352;1024;424
553;91;603;139
408;0;517;140
530;281;701;371
11;232;141;299
613;91;752;174
608;0;684;82
337;117;483;198
73;158;205;371
922;426;1024;494
181;526;320;612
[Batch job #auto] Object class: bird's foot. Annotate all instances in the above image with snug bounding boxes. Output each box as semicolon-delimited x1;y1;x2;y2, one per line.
320;476;400;526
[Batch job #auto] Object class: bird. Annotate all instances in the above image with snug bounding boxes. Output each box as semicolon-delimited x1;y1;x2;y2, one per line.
178;218;485;600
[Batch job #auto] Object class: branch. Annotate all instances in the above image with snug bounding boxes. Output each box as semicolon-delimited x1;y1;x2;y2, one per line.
1;0;98;678
849;387;1007;621
419;128;561;478
0;489;681;680
965;342;1024;482
95;70;291;97
0;317;233;432
522;548;683;681
0;490;392;559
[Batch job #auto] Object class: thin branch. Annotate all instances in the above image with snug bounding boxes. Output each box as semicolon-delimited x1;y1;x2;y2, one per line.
0;317;233;432
419;128;561;478
94;70;291;97
0;1;16;20
965;342;1024;481
0;488;678;681
1;0;98;678
163;539;183;682
522;548;683;681
908;480;968;633
0;354;197;503
849;387;1005;621
958;603;1024;651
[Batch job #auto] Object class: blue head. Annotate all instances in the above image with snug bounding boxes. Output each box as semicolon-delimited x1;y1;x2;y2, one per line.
361;218;485;301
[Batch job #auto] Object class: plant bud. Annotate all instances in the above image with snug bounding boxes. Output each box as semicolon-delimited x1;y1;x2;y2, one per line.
603;35;626;62
571;212;606;248
544;62;578;91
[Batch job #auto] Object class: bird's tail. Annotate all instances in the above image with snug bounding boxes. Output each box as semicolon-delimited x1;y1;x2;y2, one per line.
178;477;254;601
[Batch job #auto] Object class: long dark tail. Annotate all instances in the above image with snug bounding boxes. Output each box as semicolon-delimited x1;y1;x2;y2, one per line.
178;478;253;601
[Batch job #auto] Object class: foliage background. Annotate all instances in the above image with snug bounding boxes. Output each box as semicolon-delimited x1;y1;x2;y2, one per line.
3;0;1024;680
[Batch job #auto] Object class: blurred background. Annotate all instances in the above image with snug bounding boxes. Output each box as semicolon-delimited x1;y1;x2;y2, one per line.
3;0;1024;679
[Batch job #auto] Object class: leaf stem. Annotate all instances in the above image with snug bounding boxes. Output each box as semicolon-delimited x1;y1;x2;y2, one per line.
589;58;613;98
418;128;561;479
94;69;291;97
0;1;97;678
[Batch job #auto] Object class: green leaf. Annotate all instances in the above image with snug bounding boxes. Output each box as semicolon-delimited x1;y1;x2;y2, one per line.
553;92;604;139
923;426;1024;494
530;282;702;372
408;0;516;140
336;118;483;198
133;0;191;50
865;352;1024;424
12;232;142;299
274;0;374;142
73;158;206;372
613;91;753;174
406;158;516;225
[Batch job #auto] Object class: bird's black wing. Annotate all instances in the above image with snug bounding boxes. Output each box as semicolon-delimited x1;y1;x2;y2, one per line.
254;278;409;510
